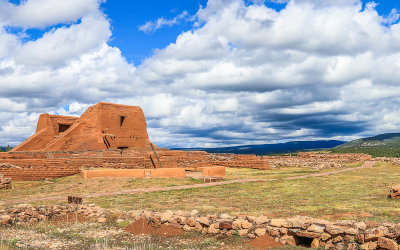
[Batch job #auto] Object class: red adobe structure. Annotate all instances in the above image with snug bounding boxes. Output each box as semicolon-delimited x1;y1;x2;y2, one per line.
0;102;269;180
11;102;151;152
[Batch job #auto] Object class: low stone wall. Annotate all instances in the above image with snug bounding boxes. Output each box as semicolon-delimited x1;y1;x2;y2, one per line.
0;204;110;226
81;168;188;179
1;204;399;249
0;164;80;181
137;211;399;250
0;149;269;180
81;169;146;179
267;153;372;170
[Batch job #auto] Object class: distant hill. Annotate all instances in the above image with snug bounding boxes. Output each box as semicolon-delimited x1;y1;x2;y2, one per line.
172;140;345;155
332;133;400;157
0;146;12;152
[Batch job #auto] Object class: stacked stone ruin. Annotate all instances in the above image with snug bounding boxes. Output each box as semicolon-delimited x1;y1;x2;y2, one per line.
0;102;269;180
267;152;373;170
2;204;400;250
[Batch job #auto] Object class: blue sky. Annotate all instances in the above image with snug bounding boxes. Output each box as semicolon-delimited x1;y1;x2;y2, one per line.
101;0;208;65
1;0;400;148
5;0;400;64
100;0;400;65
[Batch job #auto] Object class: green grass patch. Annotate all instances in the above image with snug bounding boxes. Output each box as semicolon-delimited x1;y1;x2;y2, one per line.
331;147;400;158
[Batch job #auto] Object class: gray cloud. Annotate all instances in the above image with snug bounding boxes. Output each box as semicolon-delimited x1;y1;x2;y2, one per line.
0;0;400;148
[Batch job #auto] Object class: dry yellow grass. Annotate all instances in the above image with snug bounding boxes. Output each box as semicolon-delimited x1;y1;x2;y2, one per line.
0;163;356;203
0;175;203;203
3;161;396;223
82;162;400;223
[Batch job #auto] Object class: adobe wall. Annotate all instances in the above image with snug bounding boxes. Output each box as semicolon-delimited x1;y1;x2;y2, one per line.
81;169;146;179
149;168;186;178
11;102;152;152
0;165;79;181
2;102;270;180
202;166;226;177
0;149;269;180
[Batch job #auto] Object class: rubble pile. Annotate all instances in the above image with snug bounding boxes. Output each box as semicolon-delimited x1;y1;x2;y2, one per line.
0;203;107;225
0;173;12;189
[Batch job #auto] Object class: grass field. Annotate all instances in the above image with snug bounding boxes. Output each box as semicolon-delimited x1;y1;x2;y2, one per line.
225;161;364;180
1;161;399;249
0;161;362;203
0;163;357;203
2;161;400;223
0;175;204;202
83;161;400;223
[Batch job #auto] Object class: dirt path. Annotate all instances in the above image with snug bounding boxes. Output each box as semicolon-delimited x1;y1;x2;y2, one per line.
0;161;375;205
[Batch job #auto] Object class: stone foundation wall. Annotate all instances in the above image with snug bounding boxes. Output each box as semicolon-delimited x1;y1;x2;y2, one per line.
1;204;399;249
0;166;80;181
137;211;399;250
0;149;269;180
267;153;372;170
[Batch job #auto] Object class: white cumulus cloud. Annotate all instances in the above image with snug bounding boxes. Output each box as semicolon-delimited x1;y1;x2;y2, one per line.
1;0;400;149
0;0;101;28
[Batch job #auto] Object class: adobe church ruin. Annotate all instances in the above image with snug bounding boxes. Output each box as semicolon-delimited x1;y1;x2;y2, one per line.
11;102;151;152
0;102;270;180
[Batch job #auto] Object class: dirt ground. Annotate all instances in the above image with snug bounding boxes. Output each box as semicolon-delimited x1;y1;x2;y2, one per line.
249;234;283;249
124;217;184;238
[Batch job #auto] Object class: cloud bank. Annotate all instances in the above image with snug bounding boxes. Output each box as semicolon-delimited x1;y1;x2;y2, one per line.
1;0;400;148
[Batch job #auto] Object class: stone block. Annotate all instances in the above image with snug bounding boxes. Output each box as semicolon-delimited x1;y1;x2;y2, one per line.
378;237;399;250
308;224;325;233
281;235;296;246
238;229;248;236
199;217;210;226
186;217;196;227
311;238;319;248
219;221;232;230
232;219;242;229
241;220;253;229
270;218;288;227
208;224;220;234
255;228;266;236
365;230;384;242
255;216;269;225
326;225;346;235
